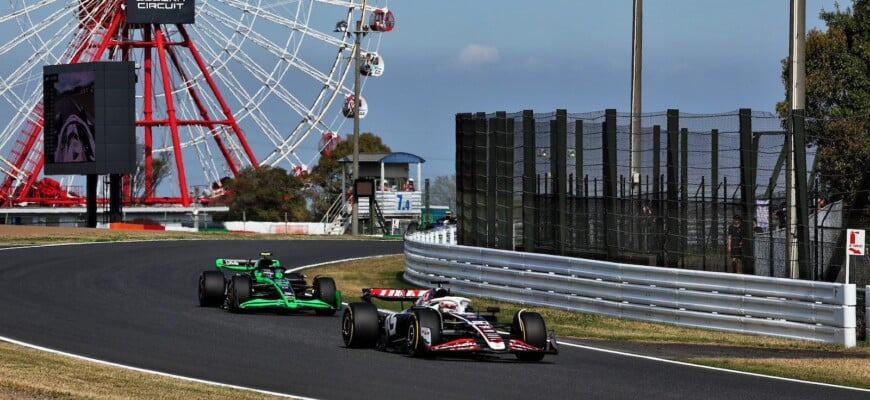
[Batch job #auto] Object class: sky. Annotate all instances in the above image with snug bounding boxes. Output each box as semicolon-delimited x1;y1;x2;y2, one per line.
357;0;843;181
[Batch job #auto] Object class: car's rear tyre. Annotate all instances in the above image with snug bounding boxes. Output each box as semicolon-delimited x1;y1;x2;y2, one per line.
198;271;226;307
407;308;442;357
511;310;547;361
313;276;338;316
228;275;252;313
342;302;380;348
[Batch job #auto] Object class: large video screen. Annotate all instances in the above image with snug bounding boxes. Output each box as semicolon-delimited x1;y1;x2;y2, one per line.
43;62;136;175
126;0;196;24
43;70;96;164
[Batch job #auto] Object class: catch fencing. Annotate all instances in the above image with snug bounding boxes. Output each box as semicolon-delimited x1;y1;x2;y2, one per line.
454;109;868;287
405;228;858;347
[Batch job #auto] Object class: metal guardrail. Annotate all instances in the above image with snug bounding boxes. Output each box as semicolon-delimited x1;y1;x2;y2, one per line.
404;228;857;347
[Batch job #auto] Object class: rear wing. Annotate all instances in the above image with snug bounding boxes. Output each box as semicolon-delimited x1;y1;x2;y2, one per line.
362;288;431;303
215;256;281;272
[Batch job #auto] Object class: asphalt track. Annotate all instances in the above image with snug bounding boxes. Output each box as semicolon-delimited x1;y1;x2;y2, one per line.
0;240;866;400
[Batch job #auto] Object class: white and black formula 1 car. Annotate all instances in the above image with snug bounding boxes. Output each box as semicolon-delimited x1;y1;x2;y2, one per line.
341;282;558;361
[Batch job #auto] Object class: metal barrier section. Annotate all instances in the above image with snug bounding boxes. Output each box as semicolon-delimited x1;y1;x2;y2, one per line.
404;228;857;347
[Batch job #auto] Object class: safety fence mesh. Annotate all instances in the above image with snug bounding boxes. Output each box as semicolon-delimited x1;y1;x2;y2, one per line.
455;109;869;288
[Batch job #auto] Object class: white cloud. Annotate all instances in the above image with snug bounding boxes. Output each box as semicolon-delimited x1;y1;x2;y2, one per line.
454;44;499;68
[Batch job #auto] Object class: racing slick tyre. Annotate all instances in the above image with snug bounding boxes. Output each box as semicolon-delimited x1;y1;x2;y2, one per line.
406;308;442;358
313;276;338;316
342;302;380;348
198;271;226;307
511;310;547;361
228;275;252;313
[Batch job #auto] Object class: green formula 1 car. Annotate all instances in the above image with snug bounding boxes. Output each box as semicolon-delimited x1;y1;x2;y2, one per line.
198;252;341;315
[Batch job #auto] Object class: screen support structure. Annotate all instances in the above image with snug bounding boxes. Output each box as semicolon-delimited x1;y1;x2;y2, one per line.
87;175;97;228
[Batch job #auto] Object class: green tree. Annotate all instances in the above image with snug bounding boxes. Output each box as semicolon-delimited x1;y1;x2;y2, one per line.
777;0;870;203
222;165;309;222
307;132;391;220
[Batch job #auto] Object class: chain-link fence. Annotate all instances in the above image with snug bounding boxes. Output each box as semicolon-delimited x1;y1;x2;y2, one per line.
455;109;869;288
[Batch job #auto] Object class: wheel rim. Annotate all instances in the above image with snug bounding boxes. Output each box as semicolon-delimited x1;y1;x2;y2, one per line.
406;317;417;351
342;309;353;342
0;0;390;206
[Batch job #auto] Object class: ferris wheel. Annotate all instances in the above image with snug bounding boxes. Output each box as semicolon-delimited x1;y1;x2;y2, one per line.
0;0;395;206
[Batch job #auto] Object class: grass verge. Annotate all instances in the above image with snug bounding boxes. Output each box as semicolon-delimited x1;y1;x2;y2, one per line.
0;341;290;400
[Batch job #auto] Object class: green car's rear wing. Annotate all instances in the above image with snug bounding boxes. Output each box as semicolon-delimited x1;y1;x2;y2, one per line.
215;252;281;272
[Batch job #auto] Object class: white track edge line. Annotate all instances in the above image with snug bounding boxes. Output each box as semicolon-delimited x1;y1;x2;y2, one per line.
554;339;870;393
0;335;314;399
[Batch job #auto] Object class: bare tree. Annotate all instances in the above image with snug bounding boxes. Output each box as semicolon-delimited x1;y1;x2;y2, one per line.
428;174;456;209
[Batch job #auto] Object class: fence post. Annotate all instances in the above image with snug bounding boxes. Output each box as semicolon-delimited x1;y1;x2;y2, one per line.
493;111;513;250
455;113;473;246
575;119;586;250
487;113;499;248
681;127;689;268
603;109;618;259
653;125;662;263
791;108;811;279
739;108;756;274
552;110;568;255
472;112;488;247
666;109;680;267
522;110;536;252
711;129;720;247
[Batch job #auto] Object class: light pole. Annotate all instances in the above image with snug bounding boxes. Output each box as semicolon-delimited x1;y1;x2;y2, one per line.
351;1;368;236
630;0;643;196
788;0;808;278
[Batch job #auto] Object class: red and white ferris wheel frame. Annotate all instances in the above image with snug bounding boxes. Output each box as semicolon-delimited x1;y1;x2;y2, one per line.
0;1;259;207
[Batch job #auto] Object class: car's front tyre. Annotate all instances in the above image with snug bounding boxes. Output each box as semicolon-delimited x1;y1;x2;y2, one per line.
406;308;442;358
228;275;252;313
313;276;338;316
511;310;547;361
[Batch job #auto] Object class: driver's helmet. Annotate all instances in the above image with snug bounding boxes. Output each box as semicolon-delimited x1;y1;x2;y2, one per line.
438;300;458;313
257;258;273;269
432;287;449;298
273;268;284;279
